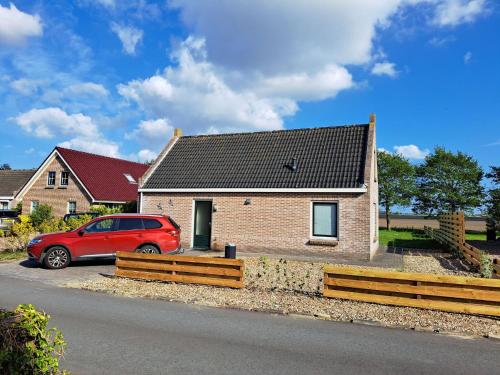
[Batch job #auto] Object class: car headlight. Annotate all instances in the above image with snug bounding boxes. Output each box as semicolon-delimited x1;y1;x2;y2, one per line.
28;238;43;246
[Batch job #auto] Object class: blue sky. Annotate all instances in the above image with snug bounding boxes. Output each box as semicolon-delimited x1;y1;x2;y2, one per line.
0;0;498;173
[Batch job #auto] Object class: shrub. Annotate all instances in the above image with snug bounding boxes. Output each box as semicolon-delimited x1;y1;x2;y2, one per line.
65;215;93;231
479;252;493;278
90;204;123;216
38;219;68;234
6;215;35;252
0;304;67;375
0;229;4;238
30;205;54;228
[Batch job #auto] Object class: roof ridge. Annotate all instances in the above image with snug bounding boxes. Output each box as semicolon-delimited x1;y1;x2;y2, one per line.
56;147;147;166
0;169;37;172
181;123;369;139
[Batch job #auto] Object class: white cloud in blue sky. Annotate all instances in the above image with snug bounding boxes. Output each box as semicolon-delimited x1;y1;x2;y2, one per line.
0;0;497;167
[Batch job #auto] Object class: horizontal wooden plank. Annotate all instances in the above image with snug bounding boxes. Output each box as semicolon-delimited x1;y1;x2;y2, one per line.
116;251;243;267
324;277;500;302
116;268;243;288
323;289;500;317
116;259;243;277
324;265;500;288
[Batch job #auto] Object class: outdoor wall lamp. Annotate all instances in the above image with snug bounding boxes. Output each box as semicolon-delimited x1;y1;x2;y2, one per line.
244;198;252;205
212;204;218;212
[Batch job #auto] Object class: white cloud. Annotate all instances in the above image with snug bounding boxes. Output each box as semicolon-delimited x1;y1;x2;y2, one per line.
433;0;488;26
10;78;43;95
464;51;472;64
131;149;158;162
110;23;143;55
118;37;291;134
371;62;398;78
125;118;173;147
428;35;456;47
66;82;109;97
0;3;43;45
13;107;120;157
93;0;115;7
393;144;430;159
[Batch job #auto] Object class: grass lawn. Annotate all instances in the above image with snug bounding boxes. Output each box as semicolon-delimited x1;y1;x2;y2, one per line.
0;250;26;262
465;232;487;241
379;229;443;249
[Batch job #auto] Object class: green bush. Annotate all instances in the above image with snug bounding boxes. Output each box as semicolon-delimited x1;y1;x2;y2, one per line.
0;229;4;238
89;204;123;216
65;215;93;231
30;205;54;228
0;304;68;375
38;219;68;234
479;252;493;278
6;215;35;252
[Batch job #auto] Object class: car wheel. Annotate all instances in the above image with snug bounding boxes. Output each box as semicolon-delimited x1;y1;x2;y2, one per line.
44;246;71;269
137;245;160;254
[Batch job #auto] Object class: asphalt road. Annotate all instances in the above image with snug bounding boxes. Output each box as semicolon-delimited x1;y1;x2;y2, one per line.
0;274;498;375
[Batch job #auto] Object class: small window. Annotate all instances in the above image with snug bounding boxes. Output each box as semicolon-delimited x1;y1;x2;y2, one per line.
30;200;39;213
312;202;338;238
85;219;115;233
68;201;77;214
60;171;69;186
117;218;144;231
143;218;163;229
123;173;136;184
0;202;8;210
47;171;56;186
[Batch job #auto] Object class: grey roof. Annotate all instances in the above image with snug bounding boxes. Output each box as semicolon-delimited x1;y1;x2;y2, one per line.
143;124;370;190
0;169;36;196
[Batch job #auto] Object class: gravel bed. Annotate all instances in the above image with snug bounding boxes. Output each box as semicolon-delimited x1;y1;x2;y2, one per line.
402;250;475;276
74;255;500;337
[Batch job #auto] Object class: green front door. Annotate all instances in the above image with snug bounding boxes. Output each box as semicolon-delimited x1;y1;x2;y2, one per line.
193;201;212;249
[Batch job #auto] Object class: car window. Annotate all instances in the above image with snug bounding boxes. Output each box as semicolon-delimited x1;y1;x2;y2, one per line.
85;219;115;233
143;218;163;229
117;218;144;231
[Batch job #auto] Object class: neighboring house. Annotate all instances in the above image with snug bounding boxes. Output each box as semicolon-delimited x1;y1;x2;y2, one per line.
139;115;379;260
0;169;36;210
15;147;149;217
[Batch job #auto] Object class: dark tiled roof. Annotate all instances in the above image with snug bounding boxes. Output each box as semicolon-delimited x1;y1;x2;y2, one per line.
0;169;36;196
56;147;149;202
143;124;369;189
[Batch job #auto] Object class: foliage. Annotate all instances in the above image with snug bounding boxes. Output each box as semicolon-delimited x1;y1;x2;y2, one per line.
6;215;35;252
0;230;4;238
485;166;500;232
30;205;54;229
89;204;123;216
377;151;415;229
0;250;27;262
65;214;94;231
479;252;493;279
379;228;442;250
121;201;138;213
15;202;23;214
0;163;11;170
38;219;68;234
0;304;67;375
413;147;484;215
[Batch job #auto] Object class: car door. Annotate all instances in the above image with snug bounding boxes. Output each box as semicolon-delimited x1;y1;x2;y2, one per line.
107;218;145;253
72;218;116;257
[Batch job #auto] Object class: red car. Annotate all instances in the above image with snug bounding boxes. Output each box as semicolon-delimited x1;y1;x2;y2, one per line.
27;214;183;269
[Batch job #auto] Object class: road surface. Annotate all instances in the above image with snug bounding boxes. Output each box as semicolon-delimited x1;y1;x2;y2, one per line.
0;274;497;375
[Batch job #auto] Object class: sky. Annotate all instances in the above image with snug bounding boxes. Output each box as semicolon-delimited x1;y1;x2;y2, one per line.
0;0;498;173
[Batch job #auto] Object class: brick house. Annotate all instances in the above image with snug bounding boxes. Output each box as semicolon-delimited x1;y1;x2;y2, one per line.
15;147;148;217
139;115;379;260
0;169;36;210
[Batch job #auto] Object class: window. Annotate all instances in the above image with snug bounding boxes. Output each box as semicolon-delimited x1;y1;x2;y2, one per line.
68;201;77;214
143;218;163;229
60;171;69;186
123;173;136;184
85;219;115;233
117;218;144;231
312;202;338;238
47;171;56;186
30;200;39;213
0;202;8;210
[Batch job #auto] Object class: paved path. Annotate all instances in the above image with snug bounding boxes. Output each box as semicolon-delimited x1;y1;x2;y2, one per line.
0;274;497;375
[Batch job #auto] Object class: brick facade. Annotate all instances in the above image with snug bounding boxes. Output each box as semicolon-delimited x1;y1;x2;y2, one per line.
141;191;372;260
21;156;92;217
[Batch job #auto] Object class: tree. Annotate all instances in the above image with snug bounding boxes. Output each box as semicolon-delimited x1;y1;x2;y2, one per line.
413;147;484;215
0;163;11;170
30;204;54;228
378;151;415;230
485;166;500;232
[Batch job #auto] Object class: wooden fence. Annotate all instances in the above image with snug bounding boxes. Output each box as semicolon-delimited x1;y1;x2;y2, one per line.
324;265;500;317
424;211;492;274
115;252;244;288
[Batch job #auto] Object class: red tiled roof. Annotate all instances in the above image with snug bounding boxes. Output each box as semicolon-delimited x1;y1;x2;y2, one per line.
56;147;148;202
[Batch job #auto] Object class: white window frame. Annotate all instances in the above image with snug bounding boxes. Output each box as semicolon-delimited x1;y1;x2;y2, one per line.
310;201;339;240
0;201;9;210
123;173;136;184
30;200;39;214
47;171;56;186
60;171;69;186
67;201;77;214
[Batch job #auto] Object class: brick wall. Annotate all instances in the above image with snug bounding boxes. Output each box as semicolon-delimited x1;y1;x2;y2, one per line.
21;156;92;217
141;192;371;259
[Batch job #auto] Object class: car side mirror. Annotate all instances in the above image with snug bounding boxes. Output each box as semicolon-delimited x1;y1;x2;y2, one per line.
78;230;85;237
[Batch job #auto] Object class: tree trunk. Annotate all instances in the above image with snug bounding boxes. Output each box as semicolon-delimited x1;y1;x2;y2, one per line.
385;205;391;231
